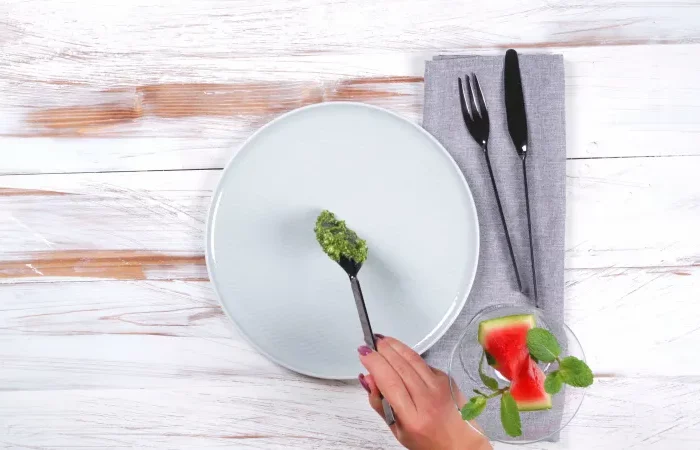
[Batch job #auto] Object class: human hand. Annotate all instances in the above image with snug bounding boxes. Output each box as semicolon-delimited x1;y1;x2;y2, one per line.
358;335;492;450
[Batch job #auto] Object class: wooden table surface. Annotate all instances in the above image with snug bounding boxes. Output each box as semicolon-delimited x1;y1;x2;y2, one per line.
2;1;699;448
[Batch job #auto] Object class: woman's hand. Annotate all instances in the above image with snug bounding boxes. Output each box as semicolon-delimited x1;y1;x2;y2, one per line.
358;335;492;450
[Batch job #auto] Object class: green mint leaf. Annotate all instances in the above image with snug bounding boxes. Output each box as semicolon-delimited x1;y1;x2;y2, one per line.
544;371;564;394
479;353;499;391
500;392;522;437
485;351;496;366
526;328;562;363
461;396;487;421
559;356;594;388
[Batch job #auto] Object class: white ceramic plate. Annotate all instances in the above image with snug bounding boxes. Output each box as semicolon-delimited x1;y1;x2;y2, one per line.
207;102;479;379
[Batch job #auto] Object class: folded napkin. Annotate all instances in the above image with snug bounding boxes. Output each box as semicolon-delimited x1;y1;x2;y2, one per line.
421;54;566;440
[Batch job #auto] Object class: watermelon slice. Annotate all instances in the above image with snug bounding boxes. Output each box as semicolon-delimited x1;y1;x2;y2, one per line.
478;314;535;380
510;358;552;411
478;314;552;412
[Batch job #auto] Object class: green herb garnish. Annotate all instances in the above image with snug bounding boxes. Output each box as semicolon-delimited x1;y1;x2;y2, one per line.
526;327;562;363
479;352;499;391
500;392;522;438
544;371;564;394
558;356;594;388
461;325;594;438
314;210;368;264
526;328;593;389
461;396;487;421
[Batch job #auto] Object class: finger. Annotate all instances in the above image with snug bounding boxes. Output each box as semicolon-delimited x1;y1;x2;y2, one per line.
363;374;400;438
431;367;468;409
381;336;437;387
359;345;416;416
359;373;383;416
375;337;429;403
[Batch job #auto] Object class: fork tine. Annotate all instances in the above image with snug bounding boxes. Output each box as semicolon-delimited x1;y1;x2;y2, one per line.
458;76;481;142
465;74;480;122
472;73;489;128
457;77;472;123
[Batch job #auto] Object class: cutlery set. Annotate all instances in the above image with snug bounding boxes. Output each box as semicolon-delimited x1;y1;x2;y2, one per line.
458;49;539;307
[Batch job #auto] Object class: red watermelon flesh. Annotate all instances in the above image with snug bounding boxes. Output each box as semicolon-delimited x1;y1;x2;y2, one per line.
478;314;535;381
510;357;552;411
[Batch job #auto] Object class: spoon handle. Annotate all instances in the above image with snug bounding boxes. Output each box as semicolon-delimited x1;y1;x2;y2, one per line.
349;276;395;425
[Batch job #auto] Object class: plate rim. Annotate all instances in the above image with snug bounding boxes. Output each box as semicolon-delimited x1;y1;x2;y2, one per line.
205;101;480;379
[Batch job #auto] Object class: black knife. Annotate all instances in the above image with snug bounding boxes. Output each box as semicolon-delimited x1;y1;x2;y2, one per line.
504;49;538;306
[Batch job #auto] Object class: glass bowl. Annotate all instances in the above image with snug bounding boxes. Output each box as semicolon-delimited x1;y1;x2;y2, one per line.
448;304;586;444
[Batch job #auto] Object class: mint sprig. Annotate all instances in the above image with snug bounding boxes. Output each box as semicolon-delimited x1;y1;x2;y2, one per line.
526;328;561;362
461;387;522;437
526;328;594;389
463;322;594;439
559;356;594;387
479;352;499;391
461;396;487;420
544;371;563;394
500;392;522;438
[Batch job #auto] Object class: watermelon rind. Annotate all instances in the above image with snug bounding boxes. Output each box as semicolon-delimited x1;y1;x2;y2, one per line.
516;395;552;411
477;314;536;345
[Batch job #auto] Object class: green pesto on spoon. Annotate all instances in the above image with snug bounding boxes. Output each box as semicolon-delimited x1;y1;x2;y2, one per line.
314;210;395;425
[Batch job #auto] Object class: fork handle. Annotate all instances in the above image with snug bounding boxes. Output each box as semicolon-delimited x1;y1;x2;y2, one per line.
483;147;523;292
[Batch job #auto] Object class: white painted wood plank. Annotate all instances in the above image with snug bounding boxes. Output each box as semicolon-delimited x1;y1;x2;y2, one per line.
0;157;698;282
1;268;697;384
0;280;232;338
4;0;698;63
0;377;697;449
565;266;700;377
565;156;700;268
1;275;697;447
511;376;700;450
2;44;700;175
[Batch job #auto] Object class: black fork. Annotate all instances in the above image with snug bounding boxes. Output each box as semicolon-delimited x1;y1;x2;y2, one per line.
458;73;523;292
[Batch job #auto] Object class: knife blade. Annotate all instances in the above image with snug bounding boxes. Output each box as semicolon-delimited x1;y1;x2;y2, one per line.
349;276;396;425
504;49;528;157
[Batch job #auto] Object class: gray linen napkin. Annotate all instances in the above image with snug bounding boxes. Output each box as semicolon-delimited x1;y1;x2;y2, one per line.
422;54;566;440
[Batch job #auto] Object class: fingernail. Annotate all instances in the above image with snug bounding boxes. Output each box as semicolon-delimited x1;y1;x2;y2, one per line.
375;333;385;340
358;374;370;393
357;345;372;356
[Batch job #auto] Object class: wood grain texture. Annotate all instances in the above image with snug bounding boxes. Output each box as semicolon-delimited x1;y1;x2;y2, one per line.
1;157;698;283
3;0;700;448
1;275;699;448
0;250;205;280
0;377;698;450
1;269;698;376
2;44;700;174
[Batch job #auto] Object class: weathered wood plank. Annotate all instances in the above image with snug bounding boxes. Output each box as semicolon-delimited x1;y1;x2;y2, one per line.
2;45;700;175
1;156;698;282
2;267;698;377
3;0;698;62
0;377;697;449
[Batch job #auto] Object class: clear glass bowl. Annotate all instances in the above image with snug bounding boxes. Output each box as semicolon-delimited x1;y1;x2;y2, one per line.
448;304;586;444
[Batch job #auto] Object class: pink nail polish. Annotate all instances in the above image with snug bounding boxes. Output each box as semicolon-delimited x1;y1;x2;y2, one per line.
357;345;372;356
358;374;370;393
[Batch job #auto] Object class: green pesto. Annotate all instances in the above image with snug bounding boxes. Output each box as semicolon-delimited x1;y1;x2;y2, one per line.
314;210;368;264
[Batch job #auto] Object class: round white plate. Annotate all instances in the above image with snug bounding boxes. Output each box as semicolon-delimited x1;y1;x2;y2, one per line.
207;102;479;379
